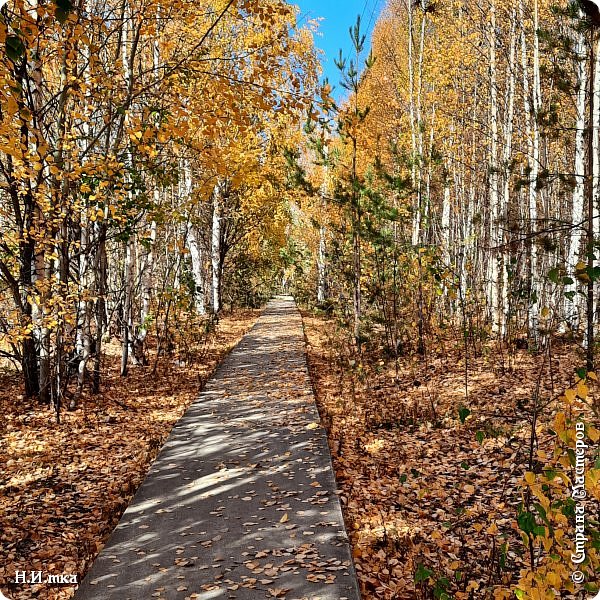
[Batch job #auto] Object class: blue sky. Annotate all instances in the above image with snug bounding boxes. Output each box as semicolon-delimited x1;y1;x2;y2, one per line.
295;0;384;100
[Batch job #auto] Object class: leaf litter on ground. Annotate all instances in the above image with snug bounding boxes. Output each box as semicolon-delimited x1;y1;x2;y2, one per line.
0;309;259;600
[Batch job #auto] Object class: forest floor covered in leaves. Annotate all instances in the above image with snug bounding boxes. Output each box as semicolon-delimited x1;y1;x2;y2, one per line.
0;308;259;600
302;311;599;600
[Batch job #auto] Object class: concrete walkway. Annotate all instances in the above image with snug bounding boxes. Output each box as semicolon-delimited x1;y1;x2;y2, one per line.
75;297;360;600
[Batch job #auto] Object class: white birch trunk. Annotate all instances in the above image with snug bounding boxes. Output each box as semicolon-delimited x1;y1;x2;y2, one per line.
120;0;133;375
407;0;417;188
75;0;93;402
139;216;157;339
76;218;92;400
425;102;436;244
528;0;541;342
317;223;327;303
566;29;588;328
487;0;500;331
441;172;451;264
211;184;222;314
187;220;206;315
136;4;161;340
121;238;135;375
411;7;427;246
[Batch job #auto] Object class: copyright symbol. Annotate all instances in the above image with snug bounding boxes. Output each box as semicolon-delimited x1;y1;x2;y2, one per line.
572;570;585;584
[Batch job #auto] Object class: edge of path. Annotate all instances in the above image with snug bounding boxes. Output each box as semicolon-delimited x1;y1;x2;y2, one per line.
72;296;361;600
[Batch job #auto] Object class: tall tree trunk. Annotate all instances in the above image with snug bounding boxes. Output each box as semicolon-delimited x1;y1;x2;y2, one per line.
425;102;436;245
411;6;427;246
121;238;134;376
500;8;517;338
317;223;327;303
441;163;451;264
33;216;51;404
21;201;39;397
566;29;588;328
351;130;361;343
75;217;92;404
187;219;207;315
211;184;222;314
586;27;596;370
527;0;542;345
93;222;107;393
136;217;156;359
407;0;417;191
120;0;134;375
487;0;500;332
317;166;329;303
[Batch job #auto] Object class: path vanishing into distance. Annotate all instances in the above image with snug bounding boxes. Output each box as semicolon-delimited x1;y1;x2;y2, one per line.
75;296;360;600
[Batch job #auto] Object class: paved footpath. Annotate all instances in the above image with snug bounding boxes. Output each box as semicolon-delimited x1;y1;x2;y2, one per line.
75;297;360;600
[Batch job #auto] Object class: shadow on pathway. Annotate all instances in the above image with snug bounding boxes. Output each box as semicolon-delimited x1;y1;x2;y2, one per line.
74;296;360;600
